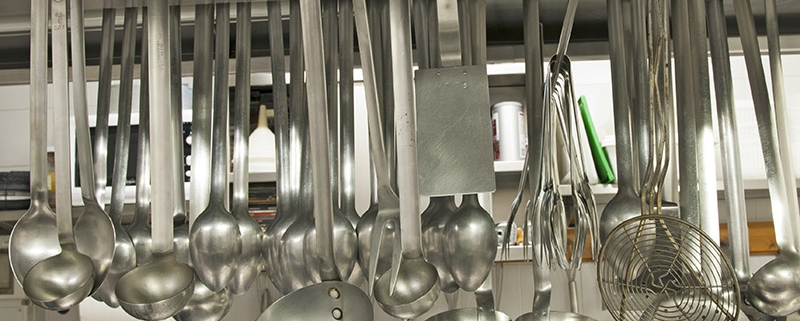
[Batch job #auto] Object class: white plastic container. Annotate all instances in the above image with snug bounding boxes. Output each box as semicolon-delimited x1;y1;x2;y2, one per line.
491;101;527;161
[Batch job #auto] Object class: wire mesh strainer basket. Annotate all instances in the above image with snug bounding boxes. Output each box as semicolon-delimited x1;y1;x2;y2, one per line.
597;215;740;321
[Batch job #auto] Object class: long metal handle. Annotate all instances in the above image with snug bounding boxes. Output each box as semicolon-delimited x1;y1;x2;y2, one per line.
607;0;634;193
340;0;357;217
353;0;391;190
93;8;115;205
389;0;424;256
170;5;186;222
210;3;230;204
70;0;100;206
267;0;290;215
134;11;151;225
324;0;340;208
707;0;750;281
299;0;338;281
525;0;543;208
764;0;800;228
148;0;175;253
189;4;214;225
289;0;305;210
731;0;799;252
631;0;649;190
52;0;74;242
29;0;48;205
232;2;252;213
108;8;138;223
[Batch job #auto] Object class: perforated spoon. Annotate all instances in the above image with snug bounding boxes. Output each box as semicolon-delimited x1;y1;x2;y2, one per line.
8;0;59;287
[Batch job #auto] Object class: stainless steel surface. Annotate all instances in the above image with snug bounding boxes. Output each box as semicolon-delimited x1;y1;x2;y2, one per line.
443;194;497;292
115;1;195;318
188;2;242;293
415;64;495;196
188;3;213;227
169;4;189;266
173;279;233;321
22;0;96;309
733;0;800;317
352;0;400;294
93;8;113;205
374;0;440;318
598;0;639;243
421;196;459;293
708;2;775;320
92;7;138;308
262;0;291;294
256;280;373;321
630;0;649;190
70;0;116;296
127;19;151;266
8;0;60;287
228;1;262;296
340;0;360;230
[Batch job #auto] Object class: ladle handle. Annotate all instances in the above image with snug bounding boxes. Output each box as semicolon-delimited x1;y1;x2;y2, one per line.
288;0;306;210
29;0;48;205
148;0;175;253
134;20;151;224
299;0;338;281
707;0;751;280
340;0;357;217
170;5;186;222
323;0;340;206
267;0;290;216
353;0;392;191
765;0;800;233
52;0;73;241
189;4;214;224
607;0;634;193
524;0;544;201
109;7;138;223
232;2;252;214
93;8;115;205
210;3;230;204
389;0;424;256
69;0;100;206
731;0;800;252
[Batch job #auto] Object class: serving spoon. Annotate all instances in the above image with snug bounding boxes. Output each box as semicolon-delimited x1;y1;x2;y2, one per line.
92;7;139;307
8;0;60;287
22;0;95;309
69;0;116;296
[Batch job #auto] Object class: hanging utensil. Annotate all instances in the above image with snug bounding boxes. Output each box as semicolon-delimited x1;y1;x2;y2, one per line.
421;195;459;293
69;0;115;295
733;0;800;316
352;0;402;293
22;0;95;309
256;0;373;318
92;7;138;308
426;272;513;321
227;2;263;295
8;0;60;287
373;0;440;318
115;1;195;318
127;11;152;265
169;5;190;266
707;1;777;320
188;3;243;293
261;0;293;294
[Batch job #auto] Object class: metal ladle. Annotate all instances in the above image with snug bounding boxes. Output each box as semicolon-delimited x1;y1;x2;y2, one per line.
732;0;800;316
256;0;373;318
68;0;116;295
188;2;243;293
22;0;95;309
374;0;441;318
115;2;195;318
8;0;60;287
228;1;263;295
92;7;139;308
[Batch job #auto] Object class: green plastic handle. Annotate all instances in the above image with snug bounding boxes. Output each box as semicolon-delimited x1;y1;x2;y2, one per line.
578;95;616;184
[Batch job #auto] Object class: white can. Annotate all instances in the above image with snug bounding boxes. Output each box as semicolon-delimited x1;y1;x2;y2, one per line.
491;101;527;161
